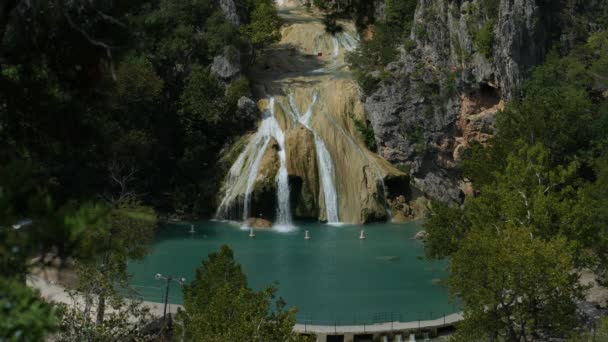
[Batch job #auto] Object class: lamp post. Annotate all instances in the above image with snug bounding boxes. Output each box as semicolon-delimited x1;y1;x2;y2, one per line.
154;273;186;320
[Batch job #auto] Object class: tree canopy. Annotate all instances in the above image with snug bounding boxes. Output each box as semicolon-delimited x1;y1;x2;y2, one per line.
178;245;311;342
424;30;608;340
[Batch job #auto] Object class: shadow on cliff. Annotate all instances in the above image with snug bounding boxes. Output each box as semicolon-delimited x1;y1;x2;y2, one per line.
251;43;326;97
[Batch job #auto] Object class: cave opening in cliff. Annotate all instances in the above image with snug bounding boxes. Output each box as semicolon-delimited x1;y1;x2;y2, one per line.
478;82;501;110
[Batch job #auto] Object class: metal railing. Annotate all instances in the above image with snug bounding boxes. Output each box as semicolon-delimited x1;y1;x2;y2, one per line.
295;305;461;330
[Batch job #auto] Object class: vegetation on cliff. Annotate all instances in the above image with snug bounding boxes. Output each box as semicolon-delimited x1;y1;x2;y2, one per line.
0;0;282;340
425;30;608;339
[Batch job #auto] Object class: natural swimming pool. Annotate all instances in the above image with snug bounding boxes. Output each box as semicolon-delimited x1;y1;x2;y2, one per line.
127;221;458;325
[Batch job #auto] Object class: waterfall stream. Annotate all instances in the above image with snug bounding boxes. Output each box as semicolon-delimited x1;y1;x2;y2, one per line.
243;137;271;223
216;98;294;229
287;93;341;224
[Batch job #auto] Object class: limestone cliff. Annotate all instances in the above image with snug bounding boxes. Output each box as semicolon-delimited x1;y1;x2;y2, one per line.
363;0;605;204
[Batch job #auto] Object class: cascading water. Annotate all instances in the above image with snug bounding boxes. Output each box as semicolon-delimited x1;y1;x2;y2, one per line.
242;137;271;223
337;32;359;52
216;3;405;225
269;99;294;229
216;98;294;230
287;93;341;224
314;135;340;223
332;36;340;58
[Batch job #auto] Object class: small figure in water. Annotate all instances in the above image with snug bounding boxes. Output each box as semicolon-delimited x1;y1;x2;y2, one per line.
189;224;195;234
249;227;255;238
304;230;311;240
359;229;366;240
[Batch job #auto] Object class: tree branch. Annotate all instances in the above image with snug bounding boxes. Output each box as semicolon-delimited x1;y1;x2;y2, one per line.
60;2;117;80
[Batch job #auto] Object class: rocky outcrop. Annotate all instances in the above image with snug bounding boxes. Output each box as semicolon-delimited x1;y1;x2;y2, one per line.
364;0;551;204
494;0;546;100
247;217;272;228
211;46;242;81
236;96;260;126
218;0;240;26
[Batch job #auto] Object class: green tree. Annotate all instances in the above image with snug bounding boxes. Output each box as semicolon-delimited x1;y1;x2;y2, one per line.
0;160;111;341
425;143;580;260
241;0;281;50
178;246;310;342
569;317;608;341
55;267;154;342
450;227;583;341
78;199;157;325
0;279;57;341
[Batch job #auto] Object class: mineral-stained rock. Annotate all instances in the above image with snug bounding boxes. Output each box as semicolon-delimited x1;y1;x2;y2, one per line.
388;195;412;223
285;125;321;219
246;218;272;229
250;138;280;221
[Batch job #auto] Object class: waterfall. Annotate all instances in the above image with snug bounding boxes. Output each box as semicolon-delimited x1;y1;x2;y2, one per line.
216;5;398;225
215;146;249;220
216;97;294;229
268;99;294;229
332;36;340;58
337;32;359;51
287;93;341;224
321;111;393;221
314;135;340;223
242;137;271;223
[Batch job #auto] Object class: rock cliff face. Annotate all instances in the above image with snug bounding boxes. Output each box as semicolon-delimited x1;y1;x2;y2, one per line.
364;0;550;204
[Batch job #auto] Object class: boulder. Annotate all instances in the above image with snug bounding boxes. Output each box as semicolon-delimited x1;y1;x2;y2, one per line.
211;46;241;81
246;218;272;229
236;97;260;125
414;230;427;240
218;0;240;27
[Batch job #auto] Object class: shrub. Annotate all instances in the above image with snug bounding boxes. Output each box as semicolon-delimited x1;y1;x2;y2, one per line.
350;114;378;152
474;20;495;58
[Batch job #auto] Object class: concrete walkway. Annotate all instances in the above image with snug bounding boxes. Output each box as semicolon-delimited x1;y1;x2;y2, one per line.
28;275;462;338
27;275;183;317
294;313;462;334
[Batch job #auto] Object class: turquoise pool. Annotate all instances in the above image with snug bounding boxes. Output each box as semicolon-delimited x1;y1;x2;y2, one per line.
127;221;457;325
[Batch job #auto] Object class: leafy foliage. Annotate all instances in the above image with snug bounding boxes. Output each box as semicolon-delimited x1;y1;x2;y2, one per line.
450;228;583;341
425;30;608;339
55;269;154;342
346;0;417;95
350;114;377;152
241;0;282;49
178;246;311;342
0;0;282;217
474;19;495;58
570;317;608;341
0;279;57;341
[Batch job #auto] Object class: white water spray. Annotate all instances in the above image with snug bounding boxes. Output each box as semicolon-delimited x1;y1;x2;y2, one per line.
216;97;294;230
266;98;294;229
243;137;271;223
